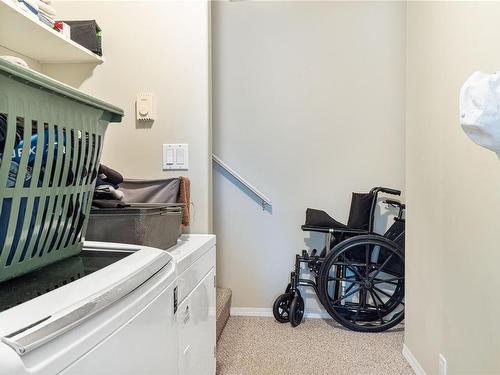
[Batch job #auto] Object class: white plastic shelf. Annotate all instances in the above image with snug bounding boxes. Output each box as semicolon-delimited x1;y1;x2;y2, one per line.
0;0;103;64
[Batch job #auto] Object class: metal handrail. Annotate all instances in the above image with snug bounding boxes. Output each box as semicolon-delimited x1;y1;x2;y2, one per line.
212;154;272;209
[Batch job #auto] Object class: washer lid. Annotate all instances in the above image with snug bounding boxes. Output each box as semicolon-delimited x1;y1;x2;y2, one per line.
0;242;172;356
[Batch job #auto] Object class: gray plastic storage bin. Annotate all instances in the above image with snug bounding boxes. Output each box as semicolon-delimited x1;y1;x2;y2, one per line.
86;203;183;250
0;59;123;282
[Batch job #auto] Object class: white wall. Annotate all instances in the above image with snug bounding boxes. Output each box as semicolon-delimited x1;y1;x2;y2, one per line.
43;0;212;233
212;1;406;309
406;2;500;374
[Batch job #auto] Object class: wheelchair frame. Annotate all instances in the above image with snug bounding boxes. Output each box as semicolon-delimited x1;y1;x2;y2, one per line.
275;187;406;332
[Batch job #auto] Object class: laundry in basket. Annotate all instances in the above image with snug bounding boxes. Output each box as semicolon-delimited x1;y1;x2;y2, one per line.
0;59;123;282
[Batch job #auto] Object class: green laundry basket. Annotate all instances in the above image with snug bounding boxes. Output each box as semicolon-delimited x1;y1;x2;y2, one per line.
0;59;123;283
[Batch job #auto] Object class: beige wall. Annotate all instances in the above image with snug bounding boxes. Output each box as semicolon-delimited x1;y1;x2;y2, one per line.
212;1;406;310
406;2;500;374
43;0;212;233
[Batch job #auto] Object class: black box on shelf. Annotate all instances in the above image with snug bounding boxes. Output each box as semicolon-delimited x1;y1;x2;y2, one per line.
63;20;102;56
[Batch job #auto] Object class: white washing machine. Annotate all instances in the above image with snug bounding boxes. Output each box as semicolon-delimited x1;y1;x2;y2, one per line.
0;234;216;375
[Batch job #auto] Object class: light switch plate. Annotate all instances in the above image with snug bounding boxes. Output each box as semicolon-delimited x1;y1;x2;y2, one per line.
163;144;189;170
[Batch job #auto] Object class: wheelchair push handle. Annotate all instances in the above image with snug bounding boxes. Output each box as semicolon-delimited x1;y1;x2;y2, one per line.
371;187;401;196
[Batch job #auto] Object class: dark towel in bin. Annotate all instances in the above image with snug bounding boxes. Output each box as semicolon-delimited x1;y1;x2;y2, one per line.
98;164;123;187
120;178;181;204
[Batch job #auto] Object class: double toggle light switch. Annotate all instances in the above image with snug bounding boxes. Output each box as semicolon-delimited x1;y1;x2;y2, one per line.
163;144;189;170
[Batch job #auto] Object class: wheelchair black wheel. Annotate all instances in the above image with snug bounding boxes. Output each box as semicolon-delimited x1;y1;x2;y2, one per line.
318;235;404;332
289;293;304;327
273;292;293;323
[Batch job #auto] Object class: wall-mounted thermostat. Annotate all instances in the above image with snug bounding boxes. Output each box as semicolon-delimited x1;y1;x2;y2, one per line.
136;93;154;121
163;144;189;170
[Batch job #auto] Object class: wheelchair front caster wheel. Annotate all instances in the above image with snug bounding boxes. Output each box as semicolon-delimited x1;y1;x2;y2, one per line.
289;294;304;327
273;292;293;323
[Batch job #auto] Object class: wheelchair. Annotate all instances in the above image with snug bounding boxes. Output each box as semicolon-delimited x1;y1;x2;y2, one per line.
273;187;405;332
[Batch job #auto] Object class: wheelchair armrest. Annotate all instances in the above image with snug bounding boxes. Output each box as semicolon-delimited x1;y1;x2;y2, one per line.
301;225;331;233
384;199;406;210
301;225;367;235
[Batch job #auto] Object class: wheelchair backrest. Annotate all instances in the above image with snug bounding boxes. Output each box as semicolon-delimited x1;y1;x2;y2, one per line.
356;187;404;233
347;192;375;231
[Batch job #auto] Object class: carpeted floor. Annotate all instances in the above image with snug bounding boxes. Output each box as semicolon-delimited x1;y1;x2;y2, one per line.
217;316;413;375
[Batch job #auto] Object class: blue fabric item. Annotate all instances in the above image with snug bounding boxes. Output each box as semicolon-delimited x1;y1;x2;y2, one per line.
95;177;119;189
1;125;65;188
18;0;39;15
95;177;106;186
12;129;60;164
0;198;11;257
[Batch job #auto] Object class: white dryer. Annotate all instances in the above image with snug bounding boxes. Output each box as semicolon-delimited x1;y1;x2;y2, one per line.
169;235;216;375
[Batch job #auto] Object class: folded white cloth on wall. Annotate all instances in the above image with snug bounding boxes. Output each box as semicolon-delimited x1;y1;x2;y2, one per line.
460;71;500;158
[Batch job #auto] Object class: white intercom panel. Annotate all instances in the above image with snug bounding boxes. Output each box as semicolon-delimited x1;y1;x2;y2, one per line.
136;93;154;121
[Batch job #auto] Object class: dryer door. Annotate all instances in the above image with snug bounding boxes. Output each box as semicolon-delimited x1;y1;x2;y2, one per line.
177;267;216;375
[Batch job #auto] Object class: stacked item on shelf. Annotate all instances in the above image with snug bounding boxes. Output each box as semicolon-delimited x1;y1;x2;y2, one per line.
16;0;38;21
15;0;57;28
62;21;102;56
37;0;56;28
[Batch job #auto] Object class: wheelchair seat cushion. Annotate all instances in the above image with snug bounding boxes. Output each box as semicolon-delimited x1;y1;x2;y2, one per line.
347;192;375;231
305;208;348;229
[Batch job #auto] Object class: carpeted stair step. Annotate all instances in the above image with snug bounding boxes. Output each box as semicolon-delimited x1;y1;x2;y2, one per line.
216;287;232;341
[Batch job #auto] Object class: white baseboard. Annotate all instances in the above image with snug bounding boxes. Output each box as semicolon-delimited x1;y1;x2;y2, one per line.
230;307;273;317
230;307;330;319
303;309;331;319
403;343;427;375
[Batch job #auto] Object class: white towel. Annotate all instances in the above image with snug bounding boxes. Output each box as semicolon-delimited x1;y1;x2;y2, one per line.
460;71;500;158
0;56;29;68
38;1;55;16
39;8;55;20
39;0;51;4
